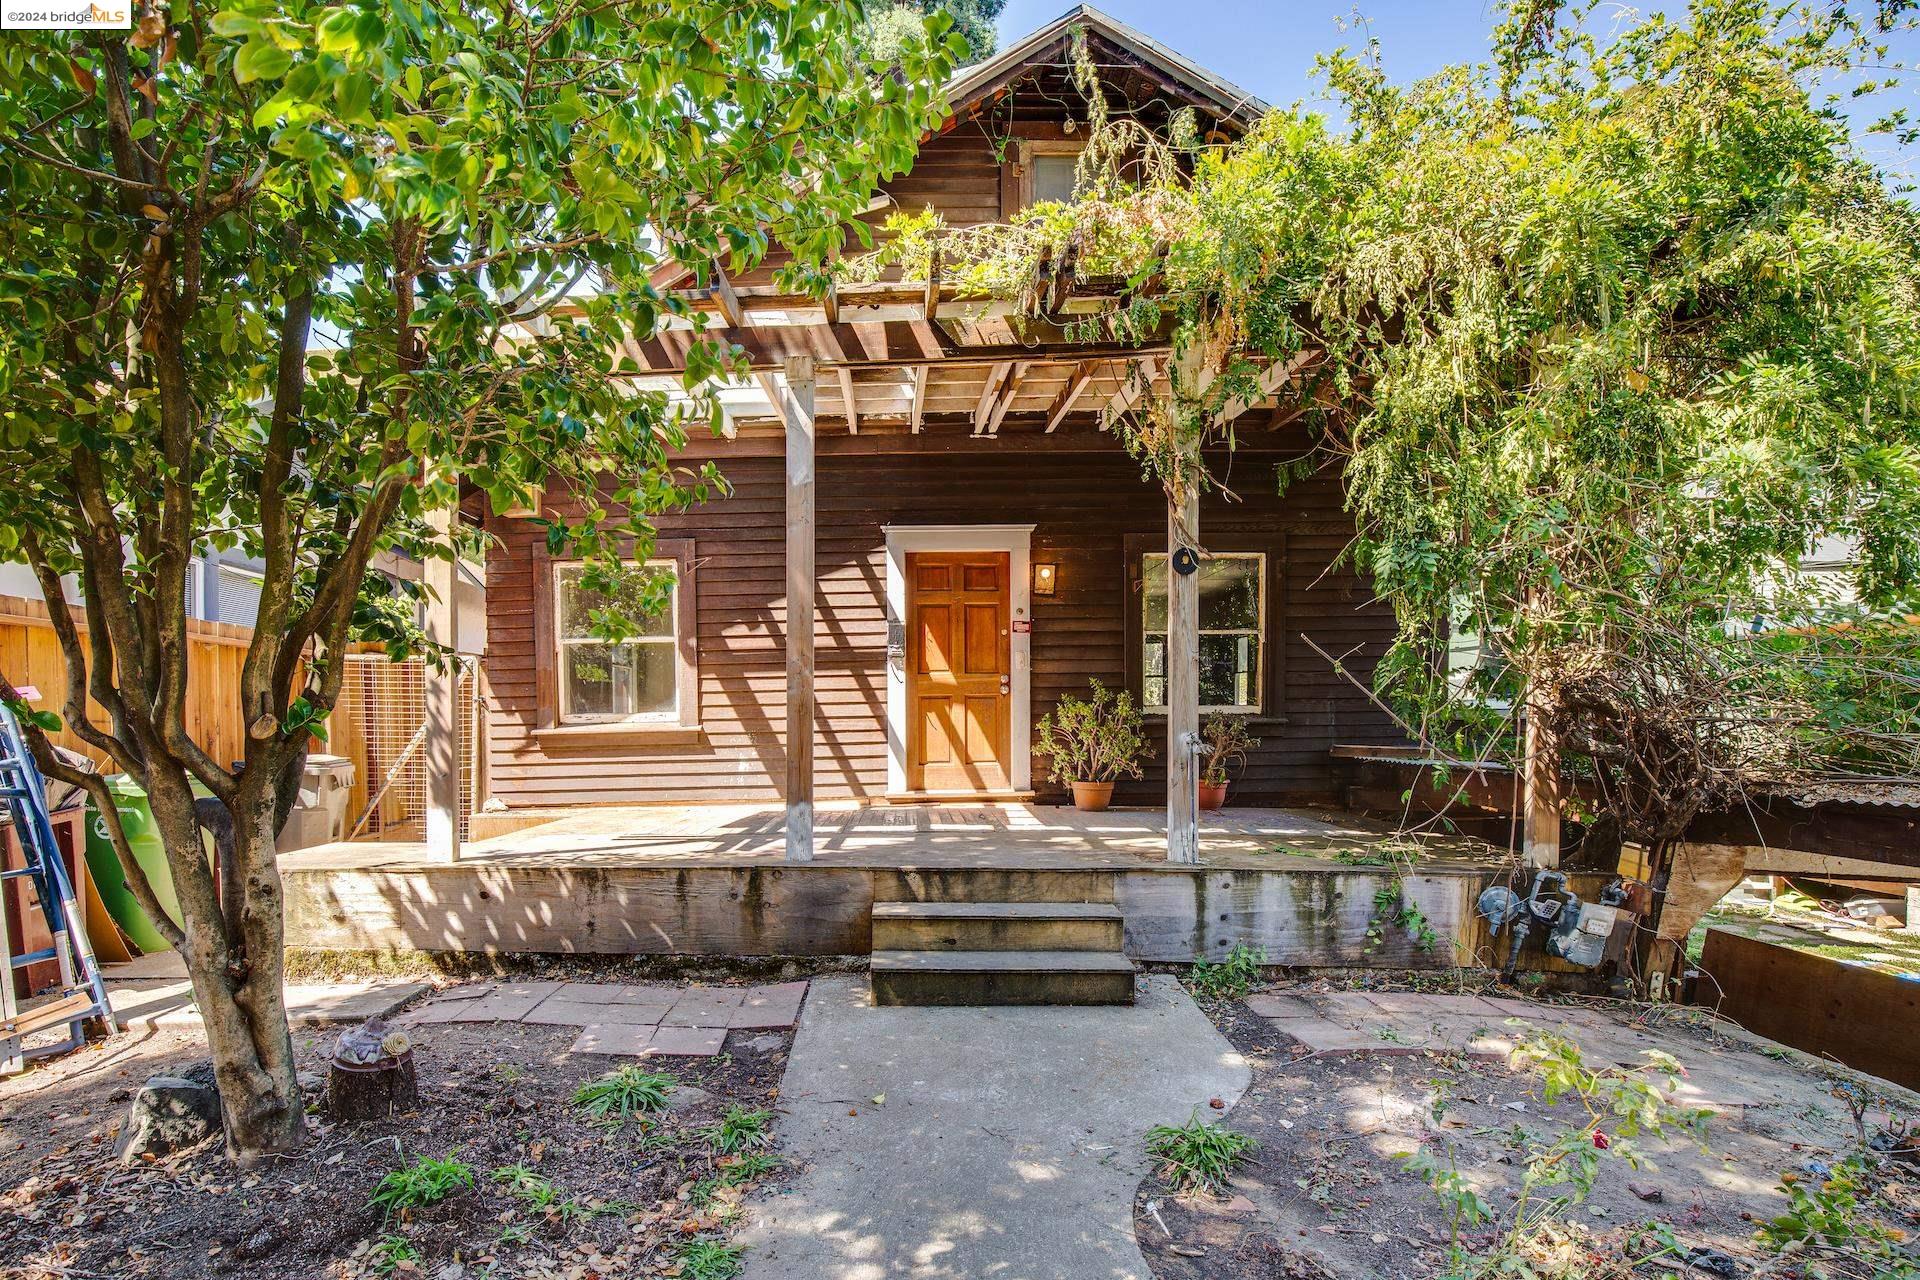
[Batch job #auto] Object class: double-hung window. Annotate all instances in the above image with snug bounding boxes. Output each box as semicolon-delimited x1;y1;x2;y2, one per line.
553;562;680;723
1142;553;1266;714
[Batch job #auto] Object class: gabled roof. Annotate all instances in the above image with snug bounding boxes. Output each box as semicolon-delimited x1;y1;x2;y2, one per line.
943;4;1268;130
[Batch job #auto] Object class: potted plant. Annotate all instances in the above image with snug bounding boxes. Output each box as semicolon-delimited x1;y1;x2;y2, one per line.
1035;679;1148;811
1198;713;1258;811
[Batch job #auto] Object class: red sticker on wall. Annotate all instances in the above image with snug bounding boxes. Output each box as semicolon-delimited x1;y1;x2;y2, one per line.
1011;619;1031;633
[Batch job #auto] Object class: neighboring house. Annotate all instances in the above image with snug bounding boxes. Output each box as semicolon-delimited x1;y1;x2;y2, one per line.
479;6;1408;812
191;549;269;629
0;548;267;629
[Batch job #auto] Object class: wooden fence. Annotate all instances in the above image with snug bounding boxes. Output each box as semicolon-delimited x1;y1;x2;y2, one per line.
2;594;485;844
0;593;255;771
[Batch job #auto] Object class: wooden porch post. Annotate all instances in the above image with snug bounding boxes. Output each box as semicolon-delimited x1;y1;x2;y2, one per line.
1166;480;1201;865
423;500;461;864
1522;698;1560;868
781;356;817;864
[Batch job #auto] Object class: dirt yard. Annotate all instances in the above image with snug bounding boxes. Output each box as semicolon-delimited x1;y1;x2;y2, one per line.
1137;979;1920;1280
0;980;792;1280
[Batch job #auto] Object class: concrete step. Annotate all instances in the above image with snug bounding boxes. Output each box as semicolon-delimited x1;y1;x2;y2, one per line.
870;949;1136;1007
871;901;1126;953
871;868;1116;905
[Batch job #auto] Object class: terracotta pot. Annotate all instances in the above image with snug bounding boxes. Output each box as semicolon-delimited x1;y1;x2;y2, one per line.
1070;781;1115;811
1197;781;1228;811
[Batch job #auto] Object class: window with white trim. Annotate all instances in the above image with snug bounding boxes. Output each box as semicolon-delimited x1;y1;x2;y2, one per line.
554;562;679;723
1142;553;1265;714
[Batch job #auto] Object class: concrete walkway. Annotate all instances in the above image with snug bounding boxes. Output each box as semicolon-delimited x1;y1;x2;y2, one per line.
740;974;1249;1280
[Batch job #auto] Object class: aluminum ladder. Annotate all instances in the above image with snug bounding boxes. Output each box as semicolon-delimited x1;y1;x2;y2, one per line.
0;703;117;1073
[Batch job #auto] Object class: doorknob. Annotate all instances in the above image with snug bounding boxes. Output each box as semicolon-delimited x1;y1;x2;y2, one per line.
999;678;1010;694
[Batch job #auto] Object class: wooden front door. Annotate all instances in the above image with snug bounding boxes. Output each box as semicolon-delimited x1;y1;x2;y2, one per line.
906;551;1011;793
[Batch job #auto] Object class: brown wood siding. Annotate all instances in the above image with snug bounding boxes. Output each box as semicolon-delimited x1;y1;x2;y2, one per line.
484;434;1406;808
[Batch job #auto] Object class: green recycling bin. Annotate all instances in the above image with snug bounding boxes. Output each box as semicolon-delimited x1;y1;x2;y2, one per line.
84;774;190;954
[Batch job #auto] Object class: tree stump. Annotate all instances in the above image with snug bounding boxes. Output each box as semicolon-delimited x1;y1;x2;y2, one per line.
328;1050;417;1121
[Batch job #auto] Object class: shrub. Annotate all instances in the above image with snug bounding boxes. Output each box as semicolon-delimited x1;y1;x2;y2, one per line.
1034;679;1149;785
1199;714;1259;786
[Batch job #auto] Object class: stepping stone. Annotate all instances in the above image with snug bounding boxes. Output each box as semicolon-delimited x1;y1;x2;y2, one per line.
731;982;808;1029
1361;992;1505;1016
557;981;682;1006
285;982;429;1026
440;981;565;1022
1278;1018;1408;1055
661;988;746;1028
1246;993;1318;1020
570;1024;726;1058
651;1026;728;1056
524;1000;668;1028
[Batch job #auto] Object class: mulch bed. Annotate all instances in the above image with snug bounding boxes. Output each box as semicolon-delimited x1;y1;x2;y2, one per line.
1;991;793;1280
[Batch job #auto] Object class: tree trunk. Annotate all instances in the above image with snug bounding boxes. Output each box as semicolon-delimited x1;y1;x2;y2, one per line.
147;775;305;1162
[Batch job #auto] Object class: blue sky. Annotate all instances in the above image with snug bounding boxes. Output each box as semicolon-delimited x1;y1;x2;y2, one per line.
994;0;1920;185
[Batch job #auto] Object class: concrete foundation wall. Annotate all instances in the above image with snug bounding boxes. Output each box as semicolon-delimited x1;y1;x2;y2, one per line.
284;863;1515;967
1118;869;1482;966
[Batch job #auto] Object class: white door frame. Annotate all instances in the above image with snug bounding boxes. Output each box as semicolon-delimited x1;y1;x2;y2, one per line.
883;524;1034;795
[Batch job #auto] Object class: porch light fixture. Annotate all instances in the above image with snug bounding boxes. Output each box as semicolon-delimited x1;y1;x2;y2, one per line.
1033;562;1058;596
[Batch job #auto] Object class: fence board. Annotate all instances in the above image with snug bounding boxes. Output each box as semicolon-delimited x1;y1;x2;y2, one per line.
0;593;255;771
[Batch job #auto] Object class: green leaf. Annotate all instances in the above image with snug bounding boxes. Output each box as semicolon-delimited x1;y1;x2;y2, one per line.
234;38;293;84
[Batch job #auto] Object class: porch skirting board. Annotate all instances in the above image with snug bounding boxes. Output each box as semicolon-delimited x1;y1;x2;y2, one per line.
280;863;1613;966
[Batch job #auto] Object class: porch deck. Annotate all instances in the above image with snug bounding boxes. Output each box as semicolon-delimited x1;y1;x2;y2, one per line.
278;801;1507;873
279;803;1527;965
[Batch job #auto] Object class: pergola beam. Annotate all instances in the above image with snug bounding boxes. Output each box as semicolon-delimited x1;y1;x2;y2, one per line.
709;264;746;330
837;365;859;434
973;361;1014;434
1105;355;1162;420
1046;361;1097;432
624;330;1170;377
980;361;1029;436
921;248;943;322
909;365;928;433
1218;350;1316;423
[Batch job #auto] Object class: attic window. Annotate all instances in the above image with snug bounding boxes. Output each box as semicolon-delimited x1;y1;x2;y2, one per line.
1031;153;1080;204
1015;139;1086;211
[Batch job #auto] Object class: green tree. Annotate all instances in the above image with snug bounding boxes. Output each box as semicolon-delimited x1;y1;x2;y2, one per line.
0;0;956;1160
860;0;1004;65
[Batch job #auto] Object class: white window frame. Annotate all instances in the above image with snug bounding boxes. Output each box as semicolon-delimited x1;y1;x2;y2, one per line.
553;559;681;725
1142;551;1267;715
